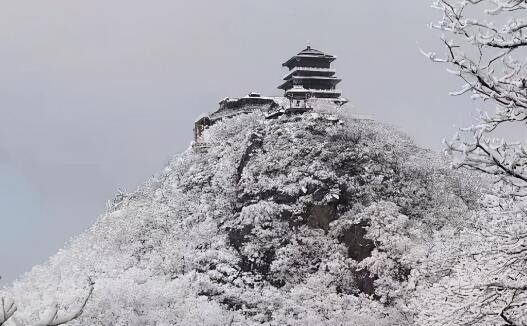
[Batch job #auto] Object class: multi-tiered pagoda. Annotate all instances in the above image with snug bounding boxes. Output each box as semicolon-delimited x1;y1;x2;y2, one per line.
278;46;342;99
194;45;348;142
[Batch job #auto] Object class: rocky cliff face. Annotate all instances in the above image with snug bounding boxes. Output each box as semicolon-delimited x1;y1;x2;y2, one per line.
4;106;481;325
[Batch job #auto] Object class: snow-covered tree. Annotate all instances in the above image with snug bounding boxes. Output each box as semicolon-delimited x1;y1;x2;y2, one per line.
421;2;527;324
2;107;481;325
414;194;527;326
425;0;527;196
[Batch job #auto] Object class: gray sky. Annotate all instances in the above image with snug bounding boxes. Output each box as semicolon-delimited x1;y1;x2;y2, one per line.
0;0;494;284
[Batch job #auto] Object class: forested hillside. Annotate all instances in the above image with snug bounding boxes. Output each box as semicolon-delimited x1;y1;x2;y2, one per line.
4;106;523;325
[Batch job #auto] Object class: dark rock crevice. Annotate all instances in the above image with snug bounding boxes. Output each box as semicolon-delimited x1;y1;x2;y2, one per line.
236;132;264;183
339;221;375;261
227;224;254;252
354;269;377;297
304;204;338;233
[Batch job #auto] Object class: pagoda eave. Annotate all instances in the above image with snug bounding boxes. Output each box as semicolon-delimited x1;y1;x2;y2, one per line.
285;88;342;99
282;55;336;68
283;67;336;80
278;77;342;90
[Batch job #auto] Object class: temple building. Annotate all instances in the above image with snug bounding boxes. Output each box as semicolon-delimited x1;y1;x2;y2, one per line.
193;46;348;143
278;46;342;99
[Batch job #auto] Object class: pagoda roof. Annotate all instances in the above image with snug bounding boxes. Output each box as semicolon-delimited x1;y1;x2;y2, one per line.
283;66;336;80
282;46;336;67
285;85;342;96
298;46;325;55
278;76;342;90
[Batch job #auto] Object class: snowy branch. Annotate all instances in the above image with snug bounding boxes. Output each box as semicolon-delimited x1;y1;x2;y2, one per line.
0;298;17;326
429;0;527;193
0;279;93;326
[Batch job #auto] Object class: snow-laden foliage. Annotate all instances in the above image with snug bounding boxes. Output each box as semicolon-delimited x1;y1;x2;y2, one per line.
421;2;527;324
1;107;486;325
425;0;527;195
414;194;527;326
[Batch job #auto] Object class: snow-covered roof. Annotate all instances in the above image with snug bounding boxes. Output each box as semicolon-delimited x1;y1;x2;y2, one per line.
282;46;336;67
298;45;324;55
282;67;336;80
278;75;342;90
285;87;342;94
291;76;341;81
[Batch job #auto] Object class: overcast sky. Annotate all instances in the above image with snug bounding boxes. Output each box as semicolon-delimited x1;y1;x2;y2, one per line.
0;0;505;284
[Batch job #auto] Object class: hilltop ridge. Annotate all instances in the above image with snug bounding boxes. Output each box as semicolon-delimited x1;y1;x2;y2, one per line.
2;104;483;325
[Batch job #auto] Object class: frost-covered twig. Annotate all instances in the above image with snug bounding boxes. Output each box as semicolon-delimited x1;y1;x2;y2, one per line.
36;279;94;326
0;279;94;326
428;0;527;194
0;298;17;326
